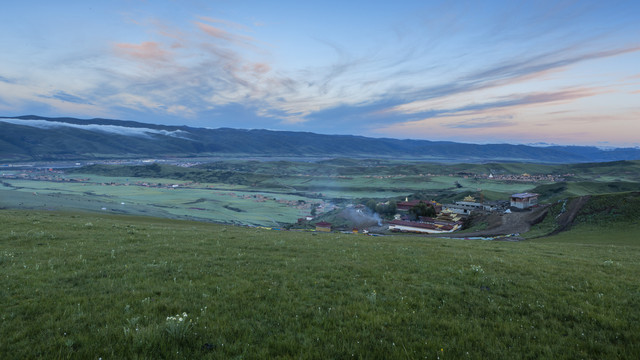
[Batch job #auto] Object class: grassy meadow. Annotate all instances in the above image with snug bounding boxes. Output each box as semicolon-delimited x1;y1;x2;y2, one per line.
2;209;639;359
0;177;317;227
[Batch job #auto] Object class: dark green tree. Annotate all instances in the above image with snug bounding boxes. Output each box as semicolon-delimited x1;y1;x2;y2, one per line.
365;199;378;212
144;163;162;173
375;201;398;218
409;201;436;220
387;200;397;215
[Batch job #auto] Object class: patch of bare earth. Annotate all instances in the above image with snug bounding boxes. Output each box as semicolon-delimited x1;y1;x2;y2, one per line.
549;195;591;235
442;205;550;240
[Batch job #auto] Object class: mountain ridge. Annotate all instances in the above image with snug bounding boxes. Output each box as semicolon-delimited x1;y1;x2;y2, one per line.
2;115;640;163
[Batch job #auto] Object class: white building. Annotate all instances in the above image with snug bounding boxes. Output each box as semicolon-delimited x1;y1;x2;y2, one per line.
443;201;495;215
510;193;539;209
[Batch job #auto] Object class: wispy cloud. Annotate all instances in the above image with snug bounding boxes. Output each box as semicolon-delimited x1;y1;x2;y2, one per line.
114;41;170;62
384;46;638;117
101;16;376;124
443;115;515;129
0;75;16;84
197;16;252;32
400;87;601;120
194;20;255;46
462;46;640;85
46;91;92;105
100;18;281;118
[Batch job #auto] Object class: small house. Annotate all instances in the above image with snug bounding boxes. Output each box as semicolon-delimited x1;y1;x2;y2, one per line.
510;193;539;209
315;221;332;232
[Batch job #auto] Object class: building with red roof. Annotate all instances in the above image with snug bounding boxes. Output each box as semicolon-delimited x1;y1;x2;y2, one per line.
315;221;332;232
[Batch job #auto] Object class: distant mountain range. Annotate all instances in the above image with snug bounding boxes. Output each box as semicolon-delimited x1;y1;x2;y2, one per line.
2;115;640;163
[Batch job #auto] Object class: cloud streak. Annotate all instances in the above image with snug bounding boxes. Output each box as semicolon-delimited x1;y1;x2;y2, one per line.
0;75;16;84
45;91;92;105
194;21;255;46
383;46;639;117
443;116;515;129
0;118;190;138
391;87;602;121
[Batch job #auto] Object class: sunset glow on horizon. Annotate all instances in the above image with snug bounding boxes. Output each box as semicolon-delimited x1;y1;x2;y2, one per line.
1;1;638;147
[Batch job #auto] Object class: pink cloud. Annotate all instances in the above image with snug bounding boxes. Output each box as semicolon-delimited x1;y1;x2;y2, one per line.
244;62;271;74
194;21;255;45
114;41;170;62
197;16;251;32
151;20;188;49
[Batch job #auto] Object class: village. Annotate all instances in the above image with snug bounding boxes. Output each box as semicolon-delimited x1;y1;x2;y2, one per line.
361;172;570;182
309;192;540;236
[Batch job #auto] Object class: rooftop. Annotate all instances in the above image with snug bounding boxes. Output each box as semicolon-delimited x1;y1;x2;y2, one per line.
511;192;539;198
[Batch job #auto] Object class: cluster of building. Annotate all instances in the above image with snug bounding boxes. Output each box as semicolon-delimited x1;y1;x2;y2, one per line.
388;193;540;234
310;192;541;235
388;199;463;234
1;170;88;183
478;173;569;182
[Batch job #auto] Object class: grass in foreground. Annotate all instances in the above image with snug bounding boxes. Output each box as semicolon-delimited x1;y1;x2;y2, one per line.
1;210;639;359
535;223;640;246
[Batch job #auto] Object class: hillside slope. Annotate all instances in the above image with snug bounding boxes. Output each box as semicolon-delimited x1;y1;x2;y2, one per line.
526;191;640;239
3;115;640;163
447;192;640;240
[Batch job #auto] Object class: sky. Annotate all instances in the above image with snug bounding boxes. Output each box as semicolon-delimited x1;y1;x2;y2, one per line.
1;0;639;147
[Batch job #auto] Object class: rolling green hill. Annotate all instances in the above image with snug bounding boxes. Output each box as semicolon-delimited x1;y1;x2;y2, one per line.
72;159;640;181
526;191;640;240
3;115;640;163
533;181;640;202
1;209;639;359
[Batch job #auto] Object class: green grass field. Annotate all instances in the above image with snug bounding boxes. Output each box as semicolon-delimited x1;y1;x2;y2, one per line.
536;224;640;245
0;176;319;226
2;209;638;359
